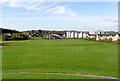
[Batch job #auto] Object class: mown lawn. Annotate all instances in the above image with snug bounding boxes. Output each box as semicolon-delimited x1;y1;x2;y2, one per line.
2;39;118;79
2;73;99;79
0;40;24;46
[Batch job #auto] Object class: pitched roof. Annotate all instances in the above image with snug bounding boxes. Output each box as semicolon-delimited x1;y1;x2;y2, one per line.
88;34;96;36
98;34;117;37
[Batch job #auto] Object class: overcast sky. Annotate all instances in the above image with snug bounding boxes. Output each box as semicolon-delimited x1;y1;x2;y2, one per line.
0;1;118;31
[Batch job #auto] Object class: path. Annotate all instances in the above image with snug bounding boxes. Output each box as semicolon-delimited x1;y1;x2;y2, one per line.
0;40;30;48
2;72;119;80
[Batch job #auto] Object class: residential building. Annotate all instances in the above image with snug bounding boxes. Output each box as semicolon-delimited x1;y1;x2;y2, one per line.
66;30;119;42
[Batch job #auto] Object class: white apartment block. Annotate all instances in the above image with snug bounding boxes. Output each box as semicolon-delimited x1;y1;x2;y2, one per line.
66;30;119;42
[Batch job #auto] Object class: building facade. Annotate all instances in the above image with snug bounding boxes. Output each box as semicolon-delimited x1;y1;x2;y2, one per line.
66;30;119;41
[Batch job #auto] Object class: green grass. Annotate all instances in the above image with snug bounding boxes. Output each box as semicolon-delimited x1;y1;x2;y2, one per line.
2;73;99;79
0;40;23;46
2;39;118;79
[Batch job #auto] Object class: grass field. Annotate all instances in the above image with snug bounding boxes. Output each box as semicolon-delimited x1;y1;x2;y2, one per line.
0;40;24;46
2;39;118;79
2;73;99;79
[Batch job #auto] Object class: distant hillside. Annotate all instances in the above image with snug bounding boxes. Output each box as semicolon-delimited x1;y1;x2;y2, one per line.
0;28;20;34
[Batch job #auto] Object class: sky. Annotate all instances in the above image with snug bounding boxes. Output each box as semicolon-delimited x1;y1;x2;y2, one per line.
0;1;118;31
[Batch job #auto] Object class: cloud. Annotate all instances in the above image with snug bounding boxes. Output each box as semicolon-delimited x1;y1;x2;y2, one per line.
46;6;76;16
8;0;17;7
70;12;76;16
1;1;58;11
5;0;24;8
102;18;118;23
47;6;66;14
94;17;118;24
1;0;76;16
45;2;58;9
2;14;118;31
26;2;43;10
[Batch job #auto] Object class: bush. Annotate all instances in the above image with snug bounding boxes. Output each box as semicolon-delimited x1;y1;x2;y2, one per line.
113;41;118;44
108;38;112;43
84;37;87;40
2;35;6;41
88;37;90;41
102;38;112;43
2;33;29;41
103;38;109;43
30;37;42;40
90;37;96;41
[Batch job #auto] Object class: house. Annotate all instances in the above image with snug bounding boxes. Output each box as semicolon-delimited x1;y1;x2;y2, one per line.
66;30;119;42
112;34;119;41
82;32;89;38
87;34;96;38
96;33;119;41
89;31;96;34
66;31;75;38
66;31;89;39
66;31;71;38
3;33;11;36
75;31;78;38
78;32;83;38
71;31;75;38
96;34;108;41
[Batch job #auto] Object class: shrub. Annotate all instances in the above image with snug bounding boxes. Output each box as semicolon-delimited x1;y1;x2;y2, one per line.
90;37;96;41
84;37;87;40
108;38;112;43
88;37;90;41
113;41;118;44
2;35;6;41
103;38;109;43
2;33;29;41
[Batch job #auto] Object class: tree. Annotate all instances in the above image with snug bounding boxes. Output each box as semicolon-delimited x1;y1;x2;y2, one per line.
38;29;42;34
